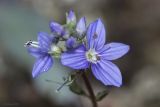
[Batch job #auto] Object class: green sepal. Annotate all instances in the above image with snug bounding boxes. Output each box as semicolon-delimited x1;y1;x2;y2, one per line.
69;78;86;96
96;90;109;101
64;23;76;34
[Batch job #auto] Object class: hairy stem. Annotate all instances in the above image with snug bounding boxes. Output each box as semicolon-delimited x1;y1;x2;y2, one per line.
81;70;98;107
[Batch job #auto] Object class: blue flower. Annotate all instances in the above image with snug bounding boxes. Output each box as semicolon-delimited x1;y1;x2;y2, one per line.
61;19;130;87
26;32;60;78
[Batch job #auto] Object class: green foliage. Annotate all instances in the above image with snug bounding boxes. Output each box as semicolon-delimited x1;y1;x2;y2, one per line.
68;74;87;96
96;90;109;101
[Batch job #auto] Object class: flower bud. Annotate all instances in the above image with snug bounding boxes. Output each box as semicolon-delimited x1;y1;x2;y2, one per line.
66;37;77;49
50;21;64;36
66;10;76;25
76;17;86;37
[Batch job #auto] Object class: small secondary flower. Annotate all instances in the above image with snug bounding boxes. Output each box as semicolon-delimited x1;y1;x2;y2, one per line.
25;32;61;78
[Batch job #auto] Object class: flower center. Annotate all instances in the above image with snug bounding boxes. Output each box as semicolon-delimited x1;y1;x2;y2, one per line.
85;49;100;63
49;45;62;58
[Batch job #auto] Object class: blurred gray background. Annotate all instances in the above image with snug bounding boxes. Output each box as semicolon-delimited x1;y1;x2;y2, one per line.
0;0;160;107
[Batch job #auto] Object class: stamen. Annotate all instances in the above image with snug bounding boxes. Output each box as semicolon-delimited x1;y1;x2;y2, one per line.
86;49;99;63
24;40;32;47
96;55;101;60
24;40;39;48
49;45;61;57
31;41;39;45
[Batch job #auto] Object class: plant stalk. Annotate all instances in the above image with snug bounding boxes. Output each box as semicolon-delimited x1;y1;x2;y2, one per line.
81;70;98;107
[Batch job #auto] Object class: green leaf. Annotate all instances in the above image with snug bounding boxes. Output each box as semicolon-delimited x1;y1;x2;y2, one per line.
69;79;86;96
55;74;75;92
96;90;109;101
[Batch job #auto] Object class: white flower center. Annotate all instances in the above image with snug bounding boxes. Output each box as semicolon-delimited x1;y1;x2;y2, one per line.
51;45;60;52
85;49;100;63
49;45;61;57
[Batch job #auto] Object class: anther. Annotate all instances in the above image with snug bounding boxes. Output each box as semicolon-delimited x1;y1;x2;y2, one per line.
24;40;39;48
24;40;32;47
96;55;101;60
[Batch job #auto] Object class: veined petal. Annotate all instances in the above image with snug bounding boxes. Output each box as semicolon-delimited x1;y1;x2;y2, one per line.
98;42;130;60
76;17;86;36
32;55;53;78
27;47;45;58
87;18;106;50
50;21;64;36
66;10;76;24
38;32;53;51
91;60;122;87
61;45;89;69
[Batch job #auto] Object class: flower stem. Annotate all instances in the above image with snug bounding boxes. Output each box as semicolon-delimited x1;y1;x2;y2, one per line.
81;70;98;107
